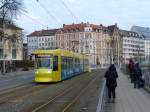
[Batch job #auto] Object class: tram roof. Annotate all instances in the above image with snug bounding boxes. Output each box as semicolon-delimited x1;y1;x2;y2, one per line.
32;49;84;58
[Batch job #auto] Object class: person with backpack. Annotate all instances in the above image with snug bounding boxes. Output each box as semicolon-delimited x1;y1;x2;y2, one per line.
133;62;143;88
105;64;118;103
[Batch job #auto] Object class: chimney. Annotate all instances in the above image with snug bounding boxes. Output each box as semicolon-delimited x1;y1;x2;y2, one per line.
100;24;103;26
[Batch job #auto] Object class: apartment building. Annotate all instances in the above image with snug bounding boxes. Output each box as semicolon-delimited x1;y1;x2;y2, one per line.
0;19;23;61
145;38;150;61
55;22;121;67
119;30;145;64
27;29;58;59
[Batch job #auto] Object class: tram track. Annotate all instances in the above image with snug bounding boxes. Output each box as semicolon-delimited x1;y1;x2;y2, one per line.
29;70;102;112
61;75;98;112
0;83;48;104
0;82;34;95
0;70;105;112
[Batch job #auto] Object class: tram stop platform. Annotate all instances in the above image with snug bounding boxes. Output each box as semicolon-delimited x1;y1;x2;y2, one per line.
104;70;150;112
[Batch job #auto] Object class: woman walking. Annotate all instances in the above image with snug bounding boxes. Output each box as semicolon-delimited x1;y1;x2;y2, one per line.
105;64;118;103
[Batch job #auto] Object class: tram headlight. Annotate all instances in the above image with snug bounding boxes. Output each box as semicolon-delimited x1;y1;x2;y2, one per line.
48;69;52;73
35;71;39;74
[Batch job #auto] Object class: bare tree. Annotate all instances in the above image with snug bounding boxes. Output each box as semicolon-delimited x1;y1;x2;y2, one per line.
0;0;24;23
0;0;24;74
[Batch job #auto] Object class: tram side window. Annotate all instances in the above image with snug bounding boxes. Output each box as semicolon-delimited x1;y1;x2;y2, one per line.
75;58;77;68
53;56;58;71
61;56;67;70
70;57;73;69
67;57;70;69
67;57;69;69
68;57;71;69
79;59;80;66
61;56;64;69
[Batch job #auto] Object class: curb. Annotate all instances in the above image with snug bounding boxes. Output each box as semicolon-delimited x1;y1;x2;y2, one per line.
96;79;106;112
0;70;34;78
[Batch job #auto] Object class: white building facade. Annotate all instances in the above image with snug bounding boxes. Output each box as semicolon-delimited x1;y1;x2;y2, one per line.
145;38;150;61
27;29;58;59
120;30;145;64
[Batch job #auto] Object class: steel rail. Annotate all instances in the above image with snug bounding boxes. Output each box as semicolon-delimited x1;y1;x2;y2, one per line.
31;72;97;112
62;75;98;112
0;83;45;103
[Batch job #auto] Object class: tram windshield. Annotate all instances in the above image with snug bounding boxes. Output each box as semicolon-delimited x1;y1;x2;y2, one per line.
35;55;53;69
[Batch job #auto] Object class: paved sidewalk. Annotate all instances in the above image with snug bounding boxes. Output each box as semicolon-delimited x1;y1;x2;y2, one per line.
104;70;150;112
0;70;34;78
0;70;34;91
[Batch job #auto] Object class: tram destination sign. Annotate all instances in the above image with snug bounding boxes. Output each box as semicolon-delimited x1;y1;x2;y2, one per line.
35;54;52;58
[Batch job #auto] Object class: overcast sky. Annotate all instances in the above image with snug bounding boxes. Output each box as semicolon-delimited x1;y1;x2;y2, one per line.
15;0;150;34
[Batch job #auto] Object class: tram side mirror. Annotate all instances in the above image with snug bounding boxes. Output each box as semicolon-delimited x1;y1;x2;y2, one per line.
53;56;58;71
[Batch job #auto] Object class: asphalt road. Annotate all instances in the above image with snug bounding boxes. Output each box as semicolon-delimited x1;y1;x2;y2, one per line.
0;71;34;91
0;69;106;112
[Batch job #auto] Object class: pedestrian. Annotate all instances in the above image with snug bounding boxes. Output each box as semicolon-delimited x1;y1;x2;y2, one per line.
104;64;118;103
128;59;134;83
132;62;142;88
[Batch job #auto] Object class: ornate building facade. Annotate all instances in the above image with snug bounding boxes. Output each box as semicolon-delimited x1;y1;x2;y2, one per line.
55;22;121;67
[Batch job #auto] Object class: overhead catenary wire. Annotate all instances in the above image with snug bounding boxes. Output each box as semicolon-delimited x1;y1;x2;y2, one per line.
59;0;78;23
22;12;46;27
36;0;62;26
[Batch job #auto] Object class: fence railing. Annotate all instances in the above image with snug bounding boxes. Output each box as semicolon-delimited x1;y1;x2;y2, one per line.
142;68;150;90
96;80;107;112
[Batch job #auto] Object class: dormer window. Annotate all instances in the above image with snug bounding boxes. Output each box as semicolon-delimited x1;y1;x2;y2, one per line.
84;27;92;32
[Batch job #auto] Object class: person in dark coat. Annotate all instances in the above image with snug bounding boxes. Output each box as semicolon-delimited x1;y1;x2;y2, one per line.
105;64;118;102
128;59;134;83
133;63;142;88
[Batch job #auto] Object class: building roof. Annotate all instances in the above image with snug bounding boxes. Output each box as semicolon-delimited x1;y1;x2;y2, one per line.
107;24;118;36
56;22;105;34
119;29;145;38
131;25;150;38
27;29;59;37
0;18;22;30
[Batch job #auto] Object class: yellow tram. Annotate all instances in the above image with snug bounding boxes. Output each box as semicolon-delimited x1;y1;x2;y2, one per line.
33;49;89;82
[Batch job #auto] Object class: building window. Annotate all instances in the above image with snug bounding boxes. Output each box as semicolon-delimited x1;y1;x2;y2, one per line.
0;31;3;42
12;49;16;59
48;42;51;46
0;49;3;58
0;36;2;42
